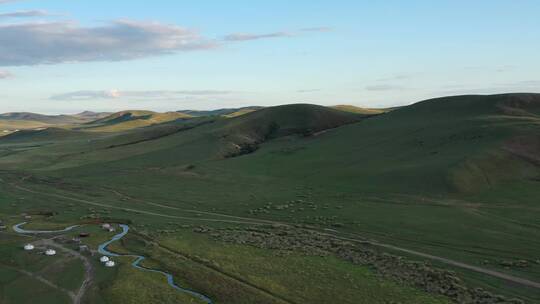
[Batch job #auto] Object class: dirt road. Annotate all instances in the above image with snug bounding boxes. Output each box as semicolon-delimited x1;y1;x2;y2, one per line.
32;238;94;304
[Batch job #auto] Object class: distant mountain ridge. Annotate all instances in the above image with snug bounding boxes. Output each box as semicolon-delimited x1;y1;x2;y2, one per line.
0;111;112;134
0;111;110;124
0;104;383;134
331;105;388;115
80;110;192;132
72;111;112;120
178;106;264;117
0;112;80;124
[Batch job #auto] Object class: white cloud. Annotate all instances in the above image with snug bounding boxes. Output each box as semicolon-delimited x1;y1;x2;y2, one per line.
50;90;233;101
0;10;51;18
0;12;331;66
0;19;219;66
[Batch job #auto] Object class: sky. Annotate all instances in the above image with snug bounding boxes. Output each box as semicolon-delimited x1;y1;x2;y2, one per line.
0;0;539;114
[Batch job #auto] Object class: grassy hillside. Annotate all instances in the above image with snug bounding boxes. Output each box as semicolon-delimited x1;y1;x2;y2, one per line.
179;106;264;117
0;120;51;133
1;93;538;198
0;112;86;124
0;127;88;143
222;108;259;118
81;110;193;132
216;104;365;157
332;104;387;115
0;111;110;136
71;111;111;120
0;94;539;303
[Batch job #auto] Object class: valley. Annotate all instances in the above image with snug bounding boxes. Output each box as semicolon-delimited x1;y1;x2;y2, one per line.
0;93;539;303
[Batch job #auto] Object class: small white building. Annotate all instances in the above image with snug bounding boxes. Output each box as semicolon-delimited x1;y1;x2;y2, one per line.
105;260;116;267
24;244;35;251
45;249;56;256
100;256;110;263
101;223;111;229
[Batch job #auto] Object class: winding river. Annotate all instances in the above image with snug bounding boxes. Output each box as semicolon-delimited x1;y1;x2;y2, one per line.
13;222;213;304
98;224;213;304
13;222;80;234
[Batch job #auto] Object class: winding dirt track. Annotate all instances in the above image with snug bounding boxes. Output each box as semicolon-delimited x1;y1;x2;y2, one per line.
9;182;540;291
11;183;265;226
40;239;93;304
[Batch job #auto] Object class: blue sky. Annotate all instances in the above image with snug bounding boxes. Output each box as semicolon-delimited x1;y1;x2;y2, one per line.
0;0;539;114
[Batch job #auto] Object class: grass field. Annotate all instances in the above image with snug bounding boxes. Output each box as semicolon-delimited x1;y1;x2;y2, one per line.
0;93;539;303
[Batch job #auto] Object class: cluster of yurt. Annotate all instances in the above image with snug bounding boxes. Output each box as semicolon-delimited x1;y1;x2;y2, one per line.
23;244;56;256
100;256;116;267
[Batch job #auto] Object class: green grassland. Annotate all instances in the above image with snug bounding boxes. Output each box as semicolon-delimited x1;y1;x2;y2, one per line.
0;233;77;304
0;120;51;132
331;104;388;114
0;93;539;303
126;229;451;304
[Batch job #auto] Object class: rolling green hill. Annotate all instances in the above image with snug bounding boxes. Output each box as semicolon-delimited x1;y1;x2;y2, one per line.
81;110;193;132
331;104;388;115
179;106;264;117
0;94;539;303
0;112;87;124
0;111;111;136
216;104;365;157
0;111;112;125
0;120;51;133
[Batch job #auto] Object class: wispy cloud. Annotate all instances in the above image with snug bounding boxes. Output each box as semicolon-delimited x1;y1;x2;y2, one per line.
50;90;233;101
0;19;328;66
224;31;293;41
0;19;218;66
0;10;52;18
224;26;332;42
0;70;13;79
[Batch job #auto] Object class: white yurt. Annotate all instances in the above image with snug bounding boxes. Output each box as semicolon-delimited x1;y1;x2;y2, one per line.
101;223;111;229
100;256;110;263
45;249;56;256
105;260;116;267
23;244;35;251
